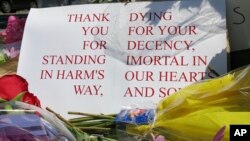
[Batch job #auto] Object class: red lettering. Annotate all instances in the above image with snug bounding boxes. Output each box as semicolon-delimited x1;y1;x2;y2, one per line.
68;13;109;22
128;26;154;35
159;71;206;82
40;70;53;79
127;55;188;66
129;12;172;22
98;70;105;79
83;40;107;50
193;56;207;66
42;55;49;65
75;70;83;79
158;25;197;35
124;87;155;97
125;71;154;81
74;85;102;96
127;40;192;51
54;70;104;80
41;55;105;65
82;26;109;35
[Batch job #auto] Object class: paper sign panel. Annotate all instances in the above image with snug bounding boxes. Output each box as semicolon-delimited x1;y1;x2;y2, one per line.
18;0;227;118
226;0;250;51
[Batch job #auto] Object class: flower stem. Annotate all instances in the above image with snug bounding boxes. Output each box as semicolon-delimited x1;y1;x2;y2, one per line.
92;121;115;128
69;117;95;123
46;107;72;127
68;111;114;119
72;120;108;127
79;127;111;131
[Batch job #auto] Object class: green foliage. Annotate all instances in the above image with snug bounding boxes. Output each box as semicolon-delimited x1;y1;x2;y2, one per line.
12;92;26;101
0;52;8;65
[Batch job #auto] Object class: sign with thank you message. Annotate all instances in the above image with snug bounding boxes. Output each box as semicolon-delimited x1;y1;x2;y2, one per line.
18;0;227;117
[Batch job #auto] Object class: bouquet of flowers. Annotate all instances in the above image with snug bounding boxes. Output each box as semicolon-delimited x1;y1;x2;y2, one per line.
0;16;24;75
127;66;250;141
0;101;76;141
0;74;119;141
0;74;163;141
0;74;75;140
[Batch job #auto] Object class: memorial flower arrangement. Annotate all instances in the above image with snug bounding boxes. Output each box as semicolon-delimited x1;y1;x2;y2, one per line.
0;73;164;140
2;66;250;141
0;74;119;141
0;74;74;140
0;16;121;141
1;13;250;141
126;66;250;141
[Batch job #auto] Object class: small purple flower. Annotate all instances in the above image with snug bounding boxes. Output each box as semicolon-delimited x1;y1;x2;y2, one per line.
213;126;226;141
155;135;165;141
3;46;20;59
153;135;165;141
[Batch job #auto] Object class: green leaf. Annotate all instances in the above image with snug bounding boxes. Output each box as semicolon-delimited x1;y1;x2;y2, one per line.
4;104;13;110
11;91;26;101
0;98;7;103
0;52;8;64
66;125;90;141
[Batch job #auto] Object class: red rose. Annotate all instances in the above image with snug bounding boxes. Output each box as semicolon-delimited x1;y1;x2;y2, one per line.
0;74;41;107
22;92;41;107
0;75;28;100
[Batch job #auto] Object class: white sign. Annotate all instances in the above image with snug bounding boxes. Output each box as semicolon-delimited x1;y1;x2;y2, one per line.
18;0;227;118
226;0;250;51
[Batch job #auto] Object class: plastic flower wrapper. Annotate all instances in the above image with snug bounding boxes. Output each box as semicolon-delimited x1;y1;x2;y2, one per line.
0;101;76;141
115;107;155;125
0;74;119;140
0;74;76;140
127;65;250;141
113;105;156;141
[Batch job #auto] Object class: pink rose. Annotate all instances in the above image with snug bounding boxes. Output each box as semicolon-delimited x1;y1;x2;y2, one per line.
0;16;25;44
